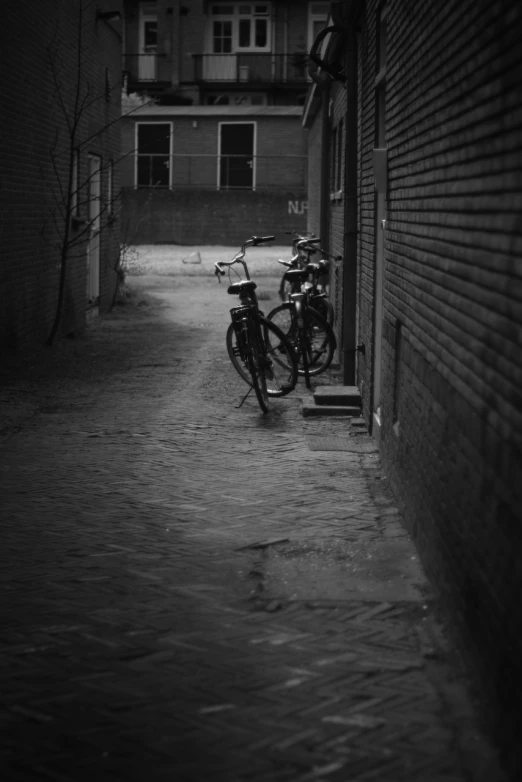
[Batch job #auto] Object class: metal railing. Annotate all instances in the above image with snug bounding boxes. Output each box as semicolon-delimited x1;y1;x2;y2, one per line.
134;153;307;191
123;53;168;84
193;53;309;83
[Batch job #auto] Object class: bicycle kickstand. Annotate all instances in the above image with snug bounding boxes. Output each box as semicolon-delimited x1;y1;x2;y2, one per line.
236;385;254;409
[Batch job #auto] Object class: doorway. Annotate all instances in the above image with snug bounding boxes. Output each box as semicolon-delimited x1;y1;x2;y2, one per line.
139;6;158;80
372;5;387;433
218;122;255;190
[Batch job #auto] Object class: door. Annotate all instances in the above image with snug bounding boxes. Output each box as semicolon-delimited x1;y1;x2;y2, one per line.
139;8;158;80
219;123;255;190
86;155;101;307
372;6;387;431
205;17;235;80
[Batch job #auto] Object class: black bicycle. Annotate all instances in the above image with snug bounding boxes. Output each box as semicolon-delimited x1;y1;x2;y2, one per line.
215;236;298;413
277;235;335;326
267;266;337;388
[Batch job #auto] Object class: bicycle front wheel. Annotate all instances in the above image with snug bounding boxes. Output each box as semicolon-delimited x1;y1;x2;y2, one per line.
267;303;335;377
247;344;270;413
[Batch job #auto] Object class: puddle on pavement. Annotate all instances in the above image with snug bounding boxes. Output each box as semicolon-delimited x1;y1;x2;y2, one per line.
262;538;428;603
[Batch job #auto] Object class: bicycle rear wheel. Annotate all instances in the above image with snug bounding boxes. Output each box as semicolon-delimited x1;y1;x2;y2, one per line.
226;317;298;397
278;276;292;302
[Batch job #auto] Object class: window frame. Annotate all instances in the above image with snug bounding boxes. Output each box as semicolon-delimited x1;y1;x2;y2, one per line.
330;117;344;201
134;121;173;189
208;2;272;53
308;3;329;51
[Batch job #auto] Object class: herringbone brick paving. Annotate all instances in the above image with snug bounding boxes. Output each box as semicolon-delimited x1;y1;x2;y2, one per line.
0;277;504;780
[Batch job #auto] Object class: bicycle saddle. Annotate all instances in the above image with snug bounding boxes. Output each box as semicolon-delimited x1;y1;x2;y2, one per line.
227;280;257;295
283;269;309;283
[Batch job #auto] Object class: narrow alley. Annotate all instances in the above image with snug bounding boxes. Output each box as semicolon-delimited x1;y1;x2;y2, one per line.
0;270;503;781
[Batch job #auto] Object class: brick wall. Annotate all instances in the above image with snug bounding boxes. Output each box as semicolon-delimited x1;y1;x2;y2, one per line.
0;0;121;351
353;0;522;769
329;81;348;353
120;188;307;245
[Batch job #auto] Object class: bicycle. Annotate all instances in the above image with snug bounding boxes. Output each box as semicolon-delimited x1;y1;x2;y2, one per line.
277;235;336;326
277;234;321;304
266;267;337;389
215;236;299;413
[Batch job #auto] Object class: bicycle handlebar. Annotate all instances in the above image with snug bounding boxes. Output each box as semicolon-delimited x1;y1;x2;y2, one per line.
250;235;275;245
214;235;275;282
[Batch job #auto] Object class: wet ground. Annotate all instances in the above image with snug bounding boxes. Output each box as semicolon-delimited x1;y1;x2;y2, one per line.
0;267;506;781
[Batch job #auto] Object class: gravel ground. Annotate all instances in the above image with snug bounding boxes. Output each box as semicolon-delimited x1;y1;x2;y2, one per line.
124;244;294;277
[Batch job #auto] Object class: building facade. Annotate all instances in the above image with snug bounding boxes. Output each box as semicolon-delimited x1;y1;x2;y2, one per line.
0;0;122;351
304;1;522;772
120;1;328;243
120;104;308;243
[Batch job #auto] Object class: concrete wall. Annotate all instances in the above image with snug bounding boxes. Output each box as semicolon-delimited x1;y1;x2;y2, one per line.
121;188;307;245
0;0;121;351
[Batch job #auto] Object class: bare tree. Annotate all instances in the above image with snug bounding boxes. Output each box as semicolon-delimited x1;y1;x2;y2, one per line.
42;0;156;345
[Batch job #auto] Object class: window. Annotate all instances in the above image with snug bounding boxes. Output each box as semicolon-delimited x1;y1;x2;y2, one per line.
143;20;157;47
209;3;271;53
136;123;172;188
207;93;266;106
213;20;233;52
308;3;329;51
330;118;344;198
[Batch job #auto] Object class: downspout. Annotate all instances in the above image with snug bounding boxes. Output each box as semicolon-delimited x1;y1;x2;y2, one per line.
342;26;357;385
320;83;331;251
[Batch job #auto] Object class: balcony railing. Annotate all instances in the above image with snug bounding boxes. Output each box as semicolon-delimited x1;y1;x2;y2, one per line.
123;53;168;86
193;53;309;84
134;153;307;191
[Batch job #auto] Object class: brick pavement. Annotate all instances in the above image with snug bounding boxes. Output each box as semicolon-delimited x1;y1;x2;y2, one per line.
0;278;505;781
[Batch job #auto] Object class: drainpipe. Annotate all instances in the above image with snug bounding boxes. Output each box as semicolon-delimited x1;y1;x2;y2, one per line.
342;26;357;386
320;83;331;251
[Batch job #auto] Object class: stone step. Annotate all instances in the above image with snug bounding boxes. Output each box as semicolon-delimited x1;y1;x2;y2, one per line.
313;385;362;407
302;404;361;418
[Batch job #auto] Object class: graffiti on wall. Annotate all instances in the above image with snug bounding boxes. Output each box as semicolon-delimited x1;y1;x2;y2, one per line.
288;200;308;215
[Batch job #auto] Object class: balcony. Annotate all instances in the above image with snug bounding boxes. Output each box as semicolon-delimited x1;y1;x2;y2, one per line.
193;53;309;85
123;53;170;93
